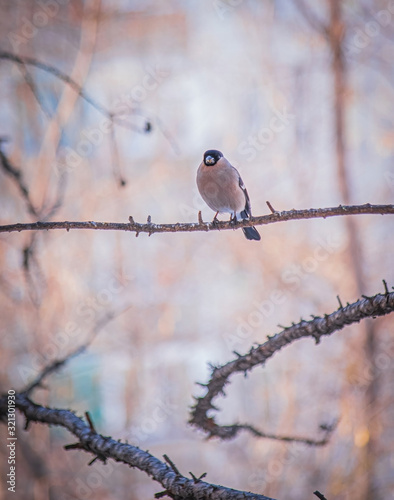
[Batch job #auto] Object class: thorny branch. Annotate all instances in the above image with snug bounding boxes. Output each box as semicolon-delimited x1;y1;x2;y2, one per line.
0;203;393;235
0;399;275;500
1;290;393;499
190;290;394;440
0;329;274;499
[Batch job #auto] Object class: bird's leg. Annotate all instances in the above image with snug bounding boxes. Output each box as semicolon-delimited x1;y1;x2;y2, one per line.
212;211;219;224
230;212;238;225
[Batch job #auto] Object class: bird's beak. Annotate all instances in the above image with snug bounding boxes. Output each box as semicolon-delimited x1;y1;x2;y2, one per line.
205;156;215;165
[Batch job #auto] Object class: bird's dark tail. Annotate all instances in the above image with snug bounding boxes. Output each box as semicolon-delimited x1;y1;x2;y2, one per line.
242;226;261;241
238;210;261;241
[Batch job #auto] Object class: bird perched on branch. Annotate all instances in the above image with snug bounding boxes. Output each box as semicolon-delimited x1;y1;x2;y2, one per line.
196;149;261;241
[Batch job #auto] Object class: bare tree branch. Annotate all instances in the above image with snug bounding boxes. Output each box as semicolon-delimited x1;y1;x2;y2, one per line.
18;62;52;119
1;291;392;498
189;290;394;440
21;345;87;398
0;140;69;303
39;171;68;220
0;139;38;216
21;306;131;397
109;123;126;187
0;395;275;500
0;203;393;235
0;51;151;134
22;233;45;307
0;140;66;220
0;304;275;499
0;138;68;304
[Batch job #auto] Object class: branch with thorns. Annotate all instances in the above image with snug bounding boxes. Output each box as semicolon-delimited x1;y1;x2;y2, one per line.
190;287;394;440
1;287;393;498
0;394;275;500
0;203;393;235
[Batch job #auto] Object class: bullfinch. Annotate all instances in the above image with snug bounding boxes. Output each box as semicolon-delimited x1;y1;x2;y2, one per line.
197;150;261;241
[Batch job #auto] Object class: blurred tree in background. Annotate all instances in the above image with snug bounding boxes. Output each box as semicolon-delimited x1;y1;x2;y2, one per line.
0;1;394;499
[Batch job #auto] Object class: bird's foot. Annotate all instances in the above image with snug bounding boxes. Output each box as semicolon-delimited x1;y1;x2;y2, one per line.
229;214;238;226
211;212;220;225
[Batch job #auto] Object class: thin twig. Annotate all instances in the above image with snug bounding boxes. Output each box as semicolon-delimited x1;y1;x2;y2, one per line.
18;62;52;119
266;201;278;214
85;412;96;433
22;233;45;307
313;491;328;500
22;306;130;396
163;454;181;475
39;171;68;220
22;345;87;397
109;125;126;186
0;141;37;216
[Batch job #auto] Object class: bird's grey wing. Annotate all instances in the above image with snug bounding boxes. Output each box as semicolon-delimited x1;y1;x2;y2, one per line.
235;169;252;218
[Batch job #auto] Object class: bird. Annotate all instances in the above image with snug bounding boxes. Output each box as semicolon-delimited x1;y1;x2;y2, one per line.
196;149;261;241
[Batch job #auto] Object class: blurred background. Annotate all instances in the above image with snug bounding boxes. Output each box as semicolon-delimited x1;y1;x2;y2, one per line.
0;1;393;499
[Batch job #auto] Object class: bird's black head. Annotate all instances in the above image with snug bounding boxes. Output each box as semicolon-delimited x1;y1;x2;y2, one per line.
203;149;223;166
